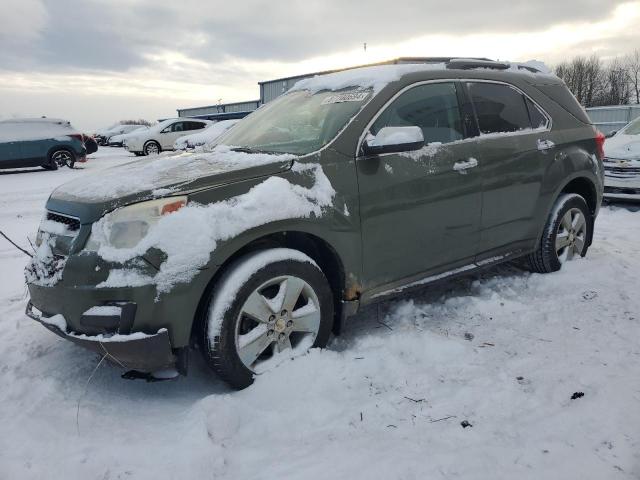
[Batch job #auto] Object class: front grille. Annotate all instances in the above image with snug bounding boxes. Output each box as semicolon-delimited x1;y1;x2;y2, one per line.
46;211;80;231
604;166;640;175
604;186;640;195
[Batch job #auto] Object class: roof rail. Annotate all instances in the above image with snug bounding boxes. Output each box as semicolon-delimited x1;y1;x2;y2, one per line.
446;58;544;73
446;59;510;71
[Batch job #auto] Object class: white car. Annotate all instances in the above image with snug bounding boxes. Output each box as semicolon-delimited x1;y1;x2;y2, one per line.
95;124;147;146
173;119;240;150
124;118;212;156
107;126;149;147
603;116;640;201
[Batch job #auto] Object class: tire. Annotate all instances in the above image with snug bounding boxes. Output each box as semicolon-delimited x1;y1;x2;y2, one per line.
143;141;160;156
202;248;334;390
49;149;75;169
526;193;592;273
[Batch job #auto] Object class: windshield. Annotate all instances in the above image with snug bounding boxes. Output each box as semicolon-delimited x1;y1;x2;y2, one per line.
218;88;372;155
620;117;640;136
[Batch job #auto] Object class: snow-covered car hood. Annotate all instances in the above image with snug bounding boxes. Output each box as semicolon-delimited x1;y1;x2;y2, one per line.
604;134;640;161
48;146;296;221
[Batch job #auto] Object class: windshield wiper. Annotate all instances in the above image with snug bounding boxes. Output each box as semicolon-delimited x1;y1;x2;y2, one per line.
230;146;275;155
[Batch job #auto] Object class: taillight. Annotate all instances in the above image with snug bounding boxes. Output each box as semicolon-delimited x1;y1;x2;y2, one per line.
595;130;605;161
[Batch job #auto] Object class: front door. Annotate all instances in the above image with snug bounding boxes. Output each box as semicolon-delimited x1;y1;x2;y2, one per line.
356;81;482;292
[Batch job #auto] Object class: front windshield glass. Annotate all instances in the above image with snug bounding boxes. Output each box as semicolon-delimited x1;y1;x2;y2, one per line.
620;117;640;136
218;88;372;155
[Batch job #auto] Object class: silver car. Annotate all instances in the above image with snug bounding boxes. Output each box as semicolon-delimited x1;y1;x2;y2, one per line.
603;117;640;201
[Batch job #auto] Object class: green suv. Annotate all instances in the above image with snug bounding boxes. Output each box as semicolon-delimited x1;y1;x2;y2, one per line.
25;59;605;389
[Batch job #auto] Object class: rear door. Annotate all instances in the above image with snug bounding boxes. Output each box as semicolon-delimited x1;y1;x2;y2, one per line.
465;81;553;261
356;81;483;291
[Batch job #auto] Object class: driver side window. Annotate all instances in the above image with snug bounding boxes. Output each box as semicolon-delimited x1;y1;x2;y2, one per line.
372;82;464;145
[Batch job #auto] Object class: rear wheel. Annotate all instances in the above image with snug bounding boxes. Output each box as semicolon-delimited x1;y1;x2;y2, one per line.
202;248;334;390
49;149;75;169
526;194;592;273
144;141;160;155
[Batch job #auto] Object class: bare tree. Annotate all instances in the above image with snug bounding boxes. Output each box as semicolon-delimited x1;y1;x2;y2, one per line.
626;50;640;104
595;59;631;106
555;55;605;107
118;119;153;126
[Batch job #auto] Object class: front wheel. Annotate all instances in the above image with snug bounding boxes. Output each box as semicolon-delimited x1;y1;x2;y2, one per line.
202;248;334;390
526;193;592;273
144;141;160;156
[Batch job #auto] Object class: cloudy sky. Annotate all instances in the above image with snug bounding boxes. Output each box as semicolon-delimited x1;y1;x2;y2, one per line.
1;0;639;131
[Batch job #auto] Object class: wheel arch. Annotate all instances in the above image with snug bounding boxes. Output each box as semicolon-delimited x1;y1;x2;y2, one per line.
190;230;350;348
559;176;598;215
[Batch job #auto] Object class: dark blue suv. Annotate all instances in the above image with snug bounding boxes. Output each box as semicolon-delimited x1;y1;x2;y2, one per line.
0;118;87;170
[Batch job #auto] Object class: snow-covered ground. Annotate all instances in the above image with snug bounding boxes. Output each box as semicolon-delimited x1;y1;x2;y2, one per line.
0;147;639;479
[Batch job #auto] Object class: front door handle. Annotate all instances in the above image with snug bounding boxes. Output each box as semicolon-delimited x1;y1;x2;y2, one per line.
453;158;478;174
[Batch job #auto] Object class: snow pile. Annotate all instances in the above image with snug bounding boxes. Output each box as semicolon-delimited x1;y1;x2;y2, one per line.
290;63;445;94
54;145;296;202
94;162;335;293
174;120;240;150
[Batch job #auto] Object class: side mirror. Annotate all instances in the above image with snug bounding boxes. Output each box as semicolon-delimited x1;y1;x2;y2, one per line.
161;127;171;134
606;130;617;138
362;126;424;156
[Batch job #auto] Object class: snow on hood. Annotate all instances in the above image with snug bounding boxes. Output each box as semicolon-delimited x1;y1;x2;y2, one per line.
604;134;640;161
52;145;296;202
94;162;336;294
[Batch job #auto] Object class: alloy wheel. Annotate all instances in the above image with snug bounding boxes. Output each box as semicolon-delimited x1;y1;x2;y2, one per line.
235;275;321;373
555;207;586;263
145;142;159;155
52;150;71;167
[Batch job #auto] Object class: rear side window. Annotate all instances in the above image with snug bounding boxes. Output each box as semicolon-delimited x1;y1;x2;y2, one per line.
372;82;464;144
185;121;206;131
467;83;531;134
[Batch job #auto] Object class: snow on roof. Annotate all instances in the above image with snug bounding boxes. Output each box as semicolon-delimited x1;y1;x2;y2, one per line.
289;63;446;94
289;60;555;94
0;120;76;143
0;117;70;125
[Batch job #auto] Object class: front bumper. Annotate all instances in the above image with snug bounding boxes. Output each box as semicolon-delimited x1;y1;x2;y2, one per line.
26;301;175;371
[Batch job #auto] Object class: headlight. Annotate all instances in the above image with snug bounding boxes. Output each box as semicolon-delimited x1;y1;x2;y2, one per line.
85;196;187;251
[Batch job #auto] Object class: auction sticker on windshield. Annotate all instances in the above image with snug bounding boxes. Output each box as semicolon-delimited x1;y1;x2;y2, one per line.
321;91;370;104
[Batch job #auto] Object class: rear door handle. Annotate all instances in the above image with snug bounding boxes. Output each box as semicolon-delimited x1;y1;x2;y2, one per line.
453;158;478;174
537;139;555;151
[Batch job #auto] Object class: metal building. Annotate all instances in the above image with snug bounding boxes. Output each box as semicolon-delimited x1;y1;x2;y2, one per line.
176;100;260;121
586;105;640;135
